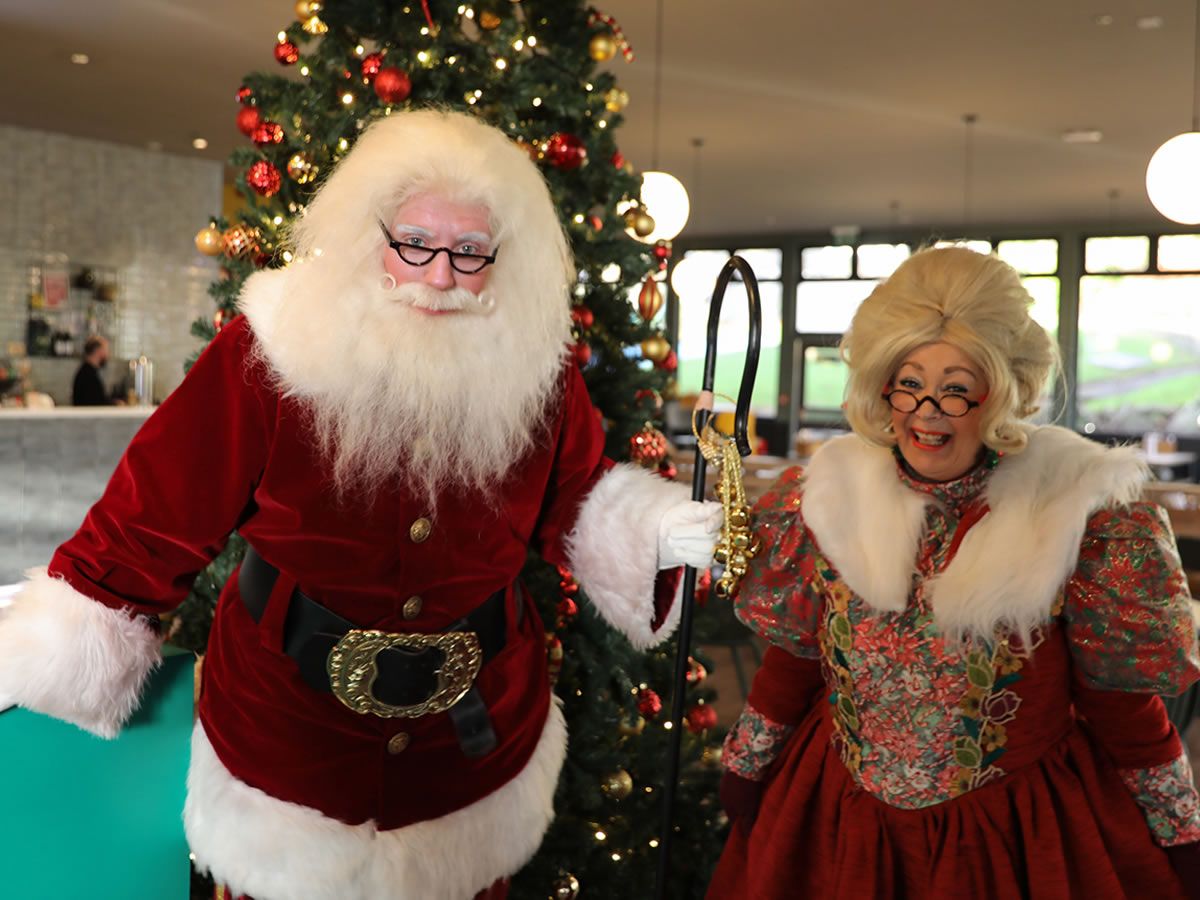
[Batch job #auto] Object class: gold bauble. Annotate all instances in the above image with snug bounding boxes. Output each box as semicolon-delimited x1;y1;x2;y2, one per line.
194;225;223;257
728;507;750;529
302;14;328;35
294;0;322;19
479;10;502;29
617;715;646;736
637;274;663;322
221;224;261;260
600;768;634;800
640;335;670;363
713;546;729;566
604;87;629;112
551;875;581;900
589;32;618;62
287;152;319;184
701;745;724;768
624;207;655;238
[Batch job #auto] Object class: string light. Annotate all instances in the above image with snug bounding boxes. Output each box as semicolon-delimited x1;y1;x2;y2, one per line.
585;82;594;91
595;830;607;841
277;31;286;41
527;35;537;46
611;853;622;862
464;7;475;18
337;138;348;151
573;214;585;224
532;97;542;107
420;26;430;35
495;58;507;70
354;44;365;56
282;251;294;263
418;50;430;63
299;65;309;76
341;92;354;105
513;38;525;50
663;721;673;729
598;120;608;129
272;215;283;225
649;839;660;848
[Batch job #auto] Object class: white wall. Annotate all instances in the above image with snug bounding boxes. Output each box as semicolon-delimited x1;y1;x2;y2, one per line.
0;125;223;404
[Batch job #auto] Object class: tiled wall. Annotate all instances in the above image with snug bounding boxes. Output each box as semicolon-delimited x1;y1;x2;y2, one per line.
0;125;224;404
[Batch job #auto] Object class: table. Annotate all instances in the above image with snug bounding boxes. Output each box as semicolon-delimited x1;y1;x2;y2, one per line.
0;651;194;898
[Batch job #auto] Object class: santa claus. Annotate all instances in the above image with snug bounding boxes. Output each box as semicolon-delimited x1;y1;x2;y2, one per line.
0;110;718;900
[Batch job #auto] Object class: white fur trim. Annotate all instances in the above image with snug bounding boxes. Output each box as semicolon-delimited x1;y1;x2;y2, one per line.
802;434;928;613
566;464;690;649
186;698;568;900
0;567;162;738
802;426;1149;640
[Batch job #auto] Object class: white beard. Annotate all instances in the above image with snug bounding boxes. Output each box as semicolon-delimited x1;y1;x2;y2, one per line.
253;269;569;511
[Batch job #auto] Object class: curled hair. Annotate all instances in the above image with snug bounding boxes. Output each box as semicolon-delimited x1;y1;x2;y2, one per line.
840;246;1059;454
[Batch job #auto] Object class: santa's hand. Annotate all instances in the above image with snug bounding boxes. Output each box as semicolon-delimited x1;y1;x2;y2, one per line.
657;500;722;570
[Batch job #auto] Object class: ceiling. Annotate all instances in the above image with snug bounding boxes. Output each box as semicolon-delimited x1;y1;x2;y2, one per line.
0;0;1195;238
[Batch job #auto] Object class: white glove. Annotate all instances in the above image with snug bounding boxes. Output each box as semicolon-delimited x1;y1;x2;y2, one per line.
657;500;723;570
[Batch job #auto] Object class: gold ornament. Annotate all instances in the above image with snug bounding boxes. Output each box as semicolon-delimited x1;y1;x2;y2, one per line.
552;874;581;900
294;0;321;19
589;32;618;62
624;207;655;238
694;411;760;599
637;274;663;321
604;87;630;112
194;225;223;257
287;152;319;184
221;224;262;260
617;715;646;736
601;768;633;800
301;14;328;35
701;745;724;768
640;335;670;363
479;10;502;29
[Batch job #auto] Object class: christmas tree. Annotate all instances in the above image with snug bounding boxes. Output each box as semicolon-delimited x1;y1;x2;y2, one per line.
182;1;726;898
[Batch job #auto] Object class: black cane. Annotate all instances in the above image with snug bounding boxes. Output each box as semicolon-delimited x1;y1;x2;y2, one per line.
654;256;762;899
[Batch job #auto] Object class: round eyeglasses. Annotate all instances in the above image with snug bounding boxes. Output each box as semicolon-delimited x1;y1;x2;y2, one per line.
378;222;498;275
883;389;981;418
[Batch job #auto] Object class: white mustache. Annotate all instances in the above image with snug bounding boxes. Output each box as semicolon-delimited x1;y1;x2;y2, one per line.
389;282;495;315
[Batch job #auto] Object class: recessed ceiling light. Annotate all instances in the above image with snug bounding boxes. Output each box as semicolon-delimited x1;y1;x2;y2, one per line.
1093;14;1113;26
70;53;89;65
1062;128;1103;143
192;137;208;150
1136;15;1164;29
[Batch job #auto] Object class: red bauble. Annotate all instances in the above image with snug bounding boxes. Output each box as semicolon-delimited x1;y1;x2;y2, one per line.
573;341;592;367
361;52;385;81
611;150;626;169
637;689;663;719
556;564;574;581
653;241;672;260
629;424;668;467
557;598;578;619
570;305;595;329
686;657;708;685
686;704;718;733
274;41;300;65
236;85;253;104
657;349;678;373
246;160;282;197
559;580;579;597
251;121;284;146
235;106;261;137
374;67;412;103
657;459;678;480
544;133;587;171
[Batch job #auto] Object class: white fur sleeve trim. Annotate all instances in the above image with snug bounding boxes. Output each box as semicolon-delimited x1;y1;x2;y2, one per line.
566;463;690;650
186;698;568;900
0;567;162;738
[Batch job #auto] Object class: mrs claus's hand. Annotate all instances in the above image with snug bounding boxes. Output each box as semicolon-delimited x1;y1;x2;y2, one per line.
657;500;722;570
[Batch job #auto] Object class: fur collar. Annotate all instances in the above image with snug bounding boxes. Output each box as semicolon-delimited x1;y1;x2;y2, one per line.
800;426;1148;640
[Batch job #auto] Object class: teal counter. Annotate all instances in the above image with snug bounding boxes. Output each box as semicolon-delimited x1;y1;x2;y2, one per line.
0;652;194;898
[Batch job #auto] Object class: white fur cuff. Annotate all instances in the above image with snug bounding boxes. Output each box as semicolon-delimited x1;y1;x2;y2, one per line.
0;567;162;738
566;464;689;649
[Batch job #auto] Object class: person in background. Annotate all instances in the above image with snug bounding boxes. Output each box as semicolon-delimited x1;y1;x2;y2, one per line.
708;246;1200;899
71;336;112;406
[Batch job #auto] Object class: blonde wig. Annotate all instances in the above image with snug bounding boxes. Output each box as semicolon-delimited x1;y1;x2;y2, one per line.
840;246;1059;454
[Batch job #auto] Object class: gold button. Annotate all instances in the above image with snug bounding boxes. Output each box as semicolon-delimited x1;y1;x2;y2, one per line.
409;517;432;543
402;595;423;619
387;732;411;755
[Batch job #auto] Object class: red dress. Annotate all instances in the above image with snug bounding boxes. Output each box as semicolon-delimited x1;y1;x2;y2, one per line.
710;435;1200;900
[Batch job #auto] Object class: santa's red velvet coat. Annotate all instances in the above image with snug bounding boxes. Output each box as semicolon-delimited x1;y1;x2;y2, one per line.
0;312;687;900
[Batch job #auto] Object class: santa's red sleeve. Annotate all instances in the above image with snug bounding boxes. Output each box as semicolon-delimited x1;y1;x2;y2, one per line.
0;317;271;737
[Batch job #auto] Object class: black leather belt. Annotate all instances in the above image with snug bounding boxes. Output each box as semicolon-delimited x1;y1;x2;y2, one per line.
238;544;508;757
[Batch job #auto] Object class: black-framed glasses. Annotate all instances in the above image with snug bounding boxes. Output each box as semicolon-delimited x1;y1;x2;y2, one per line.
882;390;981;418
378;221;498;274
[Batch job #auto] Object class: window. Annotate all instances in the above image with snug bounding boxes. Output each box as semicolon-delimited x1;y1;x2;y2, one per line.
673;249;782;416
1085;236;1150;274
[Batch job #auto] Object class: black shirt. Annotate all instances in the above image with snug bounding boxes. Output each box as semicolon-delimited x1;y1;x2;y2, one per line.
72;362;110;406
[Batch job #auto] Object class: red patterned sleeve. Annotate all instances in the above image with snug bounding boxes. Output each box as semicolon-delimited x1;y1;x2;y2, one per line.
1062;502;1200;695
732;467;825;658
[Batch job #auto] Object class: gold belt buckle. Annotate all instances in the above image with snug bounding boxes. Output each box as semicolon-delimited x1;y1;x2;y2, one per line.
326;630;483;718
